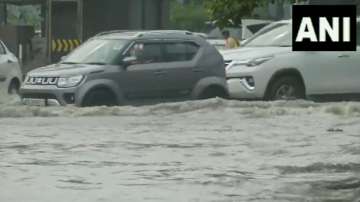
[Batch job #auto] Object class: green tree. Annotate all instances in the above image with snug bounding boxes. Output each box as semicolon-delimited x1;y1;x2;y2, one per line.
169;0;209;32
7;5;42;29
205;0;295;28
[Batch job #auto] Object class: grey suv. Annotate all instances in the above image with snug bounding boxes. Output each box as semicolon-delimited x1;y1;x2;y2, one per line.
20;30;228;107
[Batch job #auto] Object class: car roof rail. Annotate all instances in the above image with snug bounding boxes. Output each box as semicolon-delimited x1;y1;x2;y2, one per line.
136;30;193;37
95;30;133;37
95;30;195;38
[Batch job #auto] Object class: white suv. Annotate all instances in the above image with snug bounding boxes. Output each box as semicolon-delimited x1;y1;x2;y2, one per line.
0;40;22;94
223;20;360;101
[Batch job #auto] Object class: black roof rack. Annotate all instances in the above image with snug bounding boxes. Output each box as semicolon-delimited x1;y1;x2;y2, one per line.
136;30;193;38
95;30;134;37
95;30;195;38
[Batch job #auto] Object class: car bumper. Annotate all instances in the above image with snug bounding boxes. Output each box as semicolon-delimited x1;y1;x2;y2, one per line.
20;85;79;106
22;98;61;106
227;78;259;99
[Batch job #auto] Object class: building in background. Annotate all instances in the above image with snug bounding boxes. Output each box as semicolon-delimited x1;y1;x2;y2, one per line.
253;1;292;20
254;0;360;21
0;0;170;68
307;0;360;13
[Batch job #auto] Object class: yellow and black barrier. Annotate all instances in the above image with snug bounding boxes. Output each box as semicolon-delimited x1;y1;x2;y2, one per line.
52;39;81;53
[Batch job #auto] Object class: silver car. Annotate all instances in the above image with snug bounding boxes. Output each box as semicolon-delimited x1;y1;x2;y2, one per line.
0;40;22;94
223;19;360;101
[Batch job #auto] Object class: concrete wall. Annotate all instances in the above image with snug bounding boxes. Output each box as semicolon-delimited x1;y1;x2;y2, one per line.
253;1;292;20
0;4;5;25
160;0;170;29
128;0;169;30
83;0;130;39
128;0;143;30
83;0;169;38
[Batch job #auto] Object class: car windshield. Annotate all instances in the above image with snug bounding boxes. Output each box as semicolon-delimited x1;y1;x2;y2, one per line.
245;23;292;47
62;39;128;65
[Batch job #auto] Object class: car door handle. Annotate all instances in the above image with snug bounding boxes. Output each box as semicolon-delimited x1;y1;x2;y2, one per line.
338;54;350;58
192;68;204;73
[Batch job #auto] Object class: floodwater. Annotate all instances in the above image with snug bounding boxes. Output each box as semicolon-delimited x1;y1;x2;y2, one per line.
0;95;360;202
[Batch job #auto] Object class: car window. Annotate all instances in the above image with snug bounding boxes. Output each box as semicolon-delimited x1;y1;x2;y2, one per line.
163;42;199;62
243;23;287;46
0;41;6;55
186;43;199;60
127;42;164;64
244;23;292;47
62;39;127;65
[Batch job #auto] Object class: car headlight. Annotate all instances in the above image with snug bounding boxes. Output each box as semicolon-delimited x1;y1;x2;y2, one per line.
228;55;274;70
246;56;274;67
57;75;84;88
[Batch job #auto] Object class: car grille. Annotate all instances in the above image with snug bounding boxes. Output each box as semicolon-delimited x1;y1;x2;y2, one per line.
26;76;58;85
21;93;57;100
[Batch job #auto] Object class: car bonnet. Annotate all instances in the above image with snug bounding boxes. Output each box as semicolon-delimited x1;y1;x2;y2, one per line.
221;46;291;62
27;63;106;78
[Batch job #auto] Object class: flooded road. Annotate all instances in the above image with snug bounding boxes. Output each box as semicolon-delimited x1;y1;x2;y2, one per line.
1;98;360;202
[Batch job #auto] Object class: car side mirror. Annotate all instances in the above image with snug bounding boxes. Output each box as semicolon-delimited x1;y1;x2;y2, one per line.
122;56;137;67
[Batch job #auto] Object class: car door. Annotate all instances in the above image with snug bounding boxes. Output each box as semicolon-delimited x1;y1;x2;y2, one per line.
158;41;202;99
336;22;360;95
306;22;360;96
299;50;355;95
301;22;360;96
0;42;10;86
329;48;360;95
118;41;168;101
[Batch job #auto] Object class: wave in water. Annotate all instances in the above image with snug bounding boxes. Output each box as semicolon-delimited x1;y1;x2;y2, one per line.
1;93;360;118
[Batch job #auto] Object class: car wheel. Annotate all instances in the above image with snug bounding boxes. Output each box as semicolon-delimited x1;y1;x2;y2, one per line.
267;76;305;100
8;79;20;95
82;88;118;107
199;86;228;100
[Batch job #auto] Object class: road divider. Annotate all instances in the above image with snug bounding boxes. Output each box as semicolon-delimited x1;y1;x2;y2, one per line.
52;39;81;53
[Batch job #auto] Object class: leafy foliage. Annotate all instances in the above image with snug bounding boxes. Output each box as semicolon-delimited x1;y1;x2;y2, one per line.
169;0;209;32
205;0;263;28
6;5;42;29
204;0;295;28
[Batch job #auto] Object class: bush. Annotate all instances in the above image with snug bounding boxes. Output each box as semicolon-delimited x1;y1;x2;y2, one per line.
169;0;209;32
